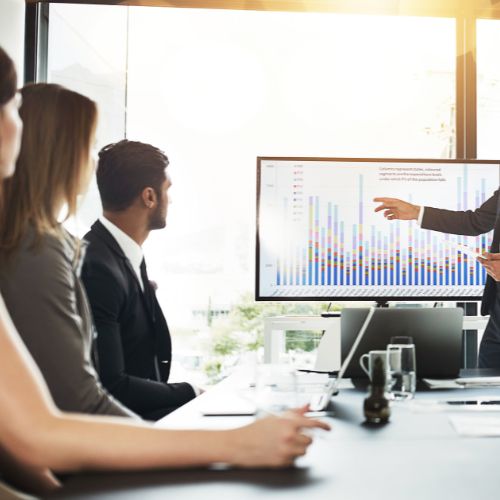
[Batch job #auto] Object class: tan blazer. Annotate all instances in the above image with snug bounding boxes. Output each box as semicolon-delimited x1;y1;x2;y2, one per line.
0;225;136;418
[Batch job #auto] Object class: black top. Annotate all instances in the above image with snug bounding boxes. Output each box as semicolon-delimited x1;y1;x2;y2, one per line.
81;220;195;420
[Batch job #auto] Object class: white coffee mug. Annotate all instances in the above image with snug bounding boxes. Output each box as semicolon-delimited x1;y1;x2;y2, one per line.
359;350;389;381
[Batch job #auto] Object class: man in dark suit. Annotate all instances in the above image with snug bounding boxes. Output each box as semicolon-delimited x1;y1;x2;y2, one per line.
81;140;198;420
373;191;500;368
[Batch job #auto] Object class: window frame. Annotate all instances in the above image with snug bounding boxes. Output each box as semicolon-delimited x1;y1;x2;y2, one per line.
23;0;500;19
25;0;500;162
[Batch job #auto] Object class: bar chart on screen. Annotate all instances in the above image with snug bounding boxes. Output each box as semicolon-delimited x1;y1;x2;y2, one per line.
257;158;499;300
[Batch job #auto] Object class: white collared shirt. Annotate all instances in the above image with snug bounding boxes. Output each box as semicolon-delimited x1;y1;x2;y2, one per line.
99;216;145;291
417;206;425;226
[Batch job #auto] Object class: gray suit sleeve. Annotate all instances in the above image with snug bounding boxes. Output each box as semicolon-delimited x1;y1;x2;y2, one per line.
0;234;137;418
421;190;498;236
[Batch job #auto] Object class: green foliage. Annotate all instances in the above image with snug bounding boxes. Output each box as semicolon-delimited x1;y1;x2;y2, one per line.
285;331;323;352
212;330;241;356
246;330;263;352
203;359;223;383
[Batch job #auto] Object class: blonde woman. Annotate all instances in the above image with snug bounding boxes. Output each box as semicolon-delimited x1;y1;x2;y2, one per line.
0;82;136;419
0;47;329;497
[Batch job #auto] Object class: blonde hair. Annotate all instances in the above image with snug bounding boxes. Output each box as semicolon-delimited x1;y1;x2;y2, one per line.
0;83;97;255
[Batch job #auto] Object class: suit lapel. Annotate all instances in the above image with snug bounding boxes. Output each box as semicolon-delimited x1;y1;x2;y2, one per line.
492;193;500;253
90;221;154;318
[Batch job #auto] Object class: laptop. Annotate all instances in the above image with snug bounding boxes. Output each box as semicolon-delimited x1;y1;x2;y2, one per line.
341;307;464;379
308;307;376;411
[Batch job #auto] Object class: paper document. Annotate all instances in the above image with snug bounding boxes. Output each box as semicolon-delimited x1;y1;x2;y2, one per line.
423;378;463;389
424;376;500;389
450;415;500;437
410;397;500;413
444;241;484;260
455;244;484;260
199;390;257;417
455;376;500;387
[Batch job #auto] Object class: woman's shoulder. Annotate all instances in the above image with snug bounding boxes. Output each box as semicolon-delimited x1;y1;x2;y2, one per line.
0;228;82;307
11;225;79;271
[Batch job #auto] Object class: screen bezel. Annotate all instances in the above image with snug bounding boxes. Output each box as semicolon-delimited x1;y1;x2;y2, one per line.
255;157;500;302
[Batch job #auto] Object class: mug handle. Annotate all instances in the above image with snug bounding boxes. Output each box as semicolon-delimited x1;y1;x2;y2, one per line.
359;353;370;377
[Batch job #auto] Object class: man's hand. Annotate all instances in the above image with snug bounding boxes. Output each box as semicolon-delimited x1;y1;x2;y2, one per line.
373;197;420;221
477;252;500;281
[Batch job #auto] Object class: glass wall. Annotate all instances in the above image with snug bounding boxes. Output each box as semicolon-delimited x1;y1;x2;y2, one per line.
48;4;128;234
477;19;500;159
48;4;456;382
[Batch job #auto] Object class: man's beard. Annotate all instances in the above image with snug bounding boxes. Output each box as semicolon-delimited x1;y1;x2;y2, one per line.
148;205;166;230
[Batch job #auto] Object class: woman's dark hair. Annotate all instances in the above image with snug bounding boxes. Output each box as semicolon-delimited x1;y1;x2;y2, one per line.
0;46;17;106
97;140;169;211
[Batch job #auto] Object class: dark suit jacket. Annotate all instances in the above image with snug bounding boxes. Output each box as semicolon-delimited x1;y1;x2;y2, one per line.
421;189;500;315
81;221;195;420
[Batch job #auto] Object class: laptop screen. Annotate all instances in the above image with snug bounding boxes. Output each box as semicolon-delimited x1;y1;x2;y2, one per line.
341;308;463;379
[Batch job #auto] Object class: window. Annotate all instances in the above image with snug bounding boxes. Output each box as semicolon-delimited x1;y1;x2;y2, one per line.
48;5;456;382
477;19;500;158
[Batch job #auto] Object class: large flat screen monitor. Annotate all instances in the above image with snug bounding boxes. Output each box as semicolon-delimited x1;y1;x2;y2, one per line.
256;157;500;301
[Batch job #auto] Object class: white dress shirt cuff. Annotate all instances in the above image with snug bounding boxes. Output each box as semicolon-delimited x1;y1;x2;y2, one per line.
190;383;202;397
417;206;425;226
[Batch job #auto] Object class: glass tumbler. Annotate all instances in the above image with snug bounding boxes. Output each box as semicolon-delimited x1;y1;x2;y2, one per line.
386;343;416;400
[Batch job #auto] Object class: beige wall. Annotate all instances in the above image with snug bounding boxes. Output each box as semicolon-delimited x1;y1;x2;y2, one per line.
0;0;25;83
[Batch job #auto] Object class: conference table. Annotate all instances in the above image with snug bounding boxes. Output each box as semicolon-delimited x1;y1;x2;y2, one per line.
47;371;500;500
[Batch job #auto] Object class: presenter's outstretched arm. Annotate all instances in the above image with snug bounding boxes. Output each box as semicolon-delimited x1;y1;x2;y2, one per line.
373;197;420;221
374;197;500;280
0;296;329;491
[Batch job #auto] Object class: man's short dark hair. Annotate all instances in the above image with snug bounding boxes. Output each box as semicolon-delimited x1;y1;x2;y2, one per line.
96;140;169;211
